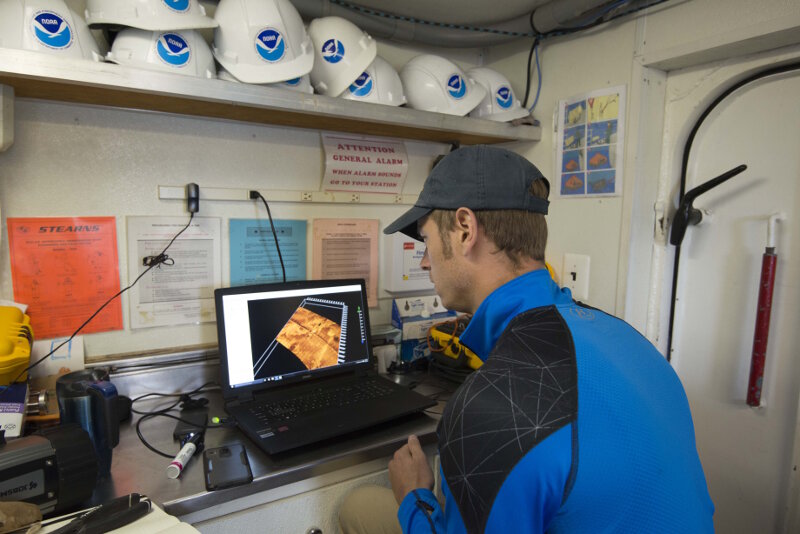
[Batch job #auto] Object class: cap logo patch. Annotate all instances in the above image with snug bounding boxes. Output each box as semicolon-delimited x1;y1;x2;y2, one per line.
322;39;345;63
256;28;285;62
284;77;301;86
163;0;190;13
447;74;466;99
32;11;72;49
157;33;191;67
496;86;513;109
348;72;373;97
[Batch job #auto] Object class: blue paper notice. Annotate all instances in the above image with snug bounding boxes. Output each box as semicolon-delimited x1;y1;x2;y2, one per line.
229;219;307;285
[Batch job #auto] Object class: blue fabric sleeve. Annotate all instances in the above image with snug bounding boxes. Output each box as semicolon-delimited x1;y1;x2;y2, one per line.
397;488;446;534
484;423;573;533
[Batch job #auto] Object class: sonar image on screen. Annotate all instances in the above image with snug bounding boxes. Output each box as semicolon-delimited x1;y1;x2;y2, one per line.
251;297;351;380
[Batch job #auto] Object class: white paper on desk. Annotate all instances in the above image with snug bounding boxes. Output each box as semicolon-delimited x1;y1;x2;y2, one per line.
312;218;379;307
30;336;85;378
126;216;222;329
40;503;200;534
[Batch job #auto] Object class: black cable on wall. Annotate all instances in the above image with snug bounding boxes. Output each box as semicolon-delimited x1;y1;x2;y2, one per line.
665;61;800;361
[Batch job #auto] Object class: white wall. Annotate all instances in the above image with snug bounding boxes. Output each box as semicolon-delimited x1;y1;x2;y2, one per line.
0;19;491;360
0;0;783;355
481;0;800;324
0;99;449;357
486;21;638;316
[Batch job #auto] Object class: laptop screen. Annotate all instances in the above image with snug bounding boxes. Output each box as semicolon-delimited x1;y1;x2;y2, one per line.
215;279;373;398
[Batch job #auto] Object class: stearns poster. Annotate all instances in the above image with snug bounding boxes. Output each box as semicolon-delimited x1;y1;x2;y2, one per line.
7;217;122;339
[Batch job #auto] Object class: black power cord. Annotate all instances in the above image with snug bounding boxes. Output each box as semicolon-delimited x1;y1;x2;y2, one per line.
665;61;800;361
249;190;287;283
0;213;196;397
131;381;230;458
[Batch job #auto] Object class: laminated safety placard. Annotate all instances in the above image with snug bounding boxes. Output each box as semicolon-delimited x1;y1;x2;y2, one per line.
7;217;122;339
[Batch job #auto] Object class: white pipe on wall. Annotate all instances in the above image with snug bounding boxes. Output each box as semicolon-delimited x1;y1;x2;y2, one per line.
290;0;617;48
532;0;614;33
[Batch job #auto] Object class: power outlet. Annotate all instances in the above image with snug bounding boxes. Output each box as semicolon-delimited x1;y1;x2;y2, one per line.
350;193;361;203
562;253;590;301
301;192;313;201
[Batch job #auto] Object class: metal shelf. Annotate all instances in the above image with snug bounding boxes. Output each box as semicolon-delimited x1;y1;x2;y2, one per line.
0;48;541;145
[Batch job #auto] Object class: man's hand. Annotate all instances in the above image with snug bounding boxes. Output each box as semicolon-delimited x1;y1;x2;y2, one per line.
388;434;434;505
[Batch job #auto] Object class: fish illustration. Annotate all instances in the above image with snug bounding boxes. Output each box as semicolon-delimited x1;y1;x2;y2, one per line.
590;179;607;191
568;105;583;124
589;152;608;167
565;159;579;171
565;175;584;190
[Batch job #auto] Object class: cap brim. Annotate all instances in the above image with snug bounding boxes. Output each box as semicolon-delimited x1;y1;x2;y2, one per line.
383;205;432;241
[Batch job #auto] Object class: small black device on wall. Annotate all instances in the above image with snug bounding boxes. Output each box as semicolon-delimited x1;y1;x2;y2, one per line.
186;183;200;213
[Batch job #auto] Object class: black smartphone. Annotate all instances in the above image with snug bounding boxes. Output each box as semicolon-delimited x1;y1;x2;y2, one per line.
173;409;208;441
203;443;253;491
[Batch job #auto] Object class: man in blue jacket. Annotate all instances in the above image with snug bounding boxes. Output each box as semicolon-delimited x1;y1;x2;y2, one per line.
340;145;714;533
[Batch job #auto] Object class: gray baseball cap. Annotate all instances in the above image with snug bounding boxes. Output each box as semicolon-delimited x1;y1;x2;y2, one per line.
384;145;549;240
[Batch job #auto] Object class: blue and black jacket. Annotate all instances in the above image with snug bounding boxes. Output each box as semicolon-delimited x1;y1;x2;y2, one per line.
397;269;714;533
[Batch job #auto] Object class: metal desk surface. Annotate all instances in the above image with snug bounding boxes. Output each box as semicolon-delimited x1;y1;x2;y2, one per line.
91;360;451;519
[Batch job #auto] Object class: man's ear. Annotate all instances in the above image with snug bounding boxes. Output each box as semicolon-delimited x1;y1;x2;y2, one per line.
454;207;478;254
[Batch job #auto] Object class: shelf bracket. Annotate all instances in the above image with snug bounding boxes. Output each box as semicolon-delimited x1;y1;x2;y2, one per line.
0;84;14;153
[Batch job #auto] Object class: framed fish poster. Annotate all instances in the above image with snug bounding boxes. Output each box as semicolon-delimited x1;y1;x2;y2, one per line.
555;85;625;197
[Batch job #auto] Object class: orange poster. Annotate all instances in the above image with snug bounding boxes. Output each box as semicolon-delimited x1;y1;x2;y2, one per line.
7;217;123;339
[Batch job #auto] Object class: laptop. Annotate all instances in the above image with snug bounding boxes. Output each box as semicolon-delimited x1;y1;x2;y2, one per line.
214;279;435;454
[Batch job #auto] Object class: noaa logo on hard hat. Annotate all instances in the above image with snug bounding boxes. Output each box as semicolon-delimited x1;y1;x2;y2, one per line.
348;72;373;97
321;39;345;63
157;33;191;67
256;28;285;63
447;74;466;99
32;11;73;50
496;86;513;109
284;78;301;86
163;0;190;13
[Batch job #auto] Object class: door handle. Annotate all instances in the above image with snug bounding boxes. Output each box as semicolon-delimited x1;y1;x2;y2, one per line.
669;164;747;246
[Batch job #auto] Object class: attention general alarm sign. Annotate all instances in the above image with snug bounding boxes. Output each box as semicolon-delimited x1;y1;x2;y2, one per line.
321;133;408;194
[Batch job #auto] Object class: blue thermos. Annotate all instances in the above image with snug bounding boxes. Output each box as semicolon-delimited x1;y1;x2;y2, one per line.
56;369;120;479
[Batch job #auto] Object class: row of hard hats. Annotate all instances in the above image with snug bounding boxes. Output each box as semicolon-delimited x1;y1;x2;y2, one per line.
0;0;528;121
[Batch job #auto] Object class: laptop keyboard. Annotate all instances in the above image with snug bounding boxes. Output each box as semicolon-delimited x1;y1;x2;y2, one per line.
248;378;396;423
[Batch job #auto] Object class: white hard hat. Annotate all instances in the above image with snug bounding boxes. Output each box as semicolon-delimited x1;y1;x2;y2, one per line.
212;0;314;84
218;65;313;93
308;16;376;97
85;0;218;31
467;67;530;122
0;0;102;61
400;54;485;116
106;28;216;79
341;56;406;107
277;75;313;93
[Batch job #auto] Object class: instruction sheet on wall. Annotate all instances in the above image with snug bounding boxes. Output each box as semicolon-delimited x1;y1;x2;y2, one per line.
312;219;379;307
229;219;307;285
7;217;123;339
556;85;625;197
126;216;221;329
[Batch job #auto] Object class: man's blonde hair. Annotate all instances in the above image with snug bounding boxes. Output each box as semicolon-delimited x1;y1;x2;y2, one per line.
429;179;548;268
